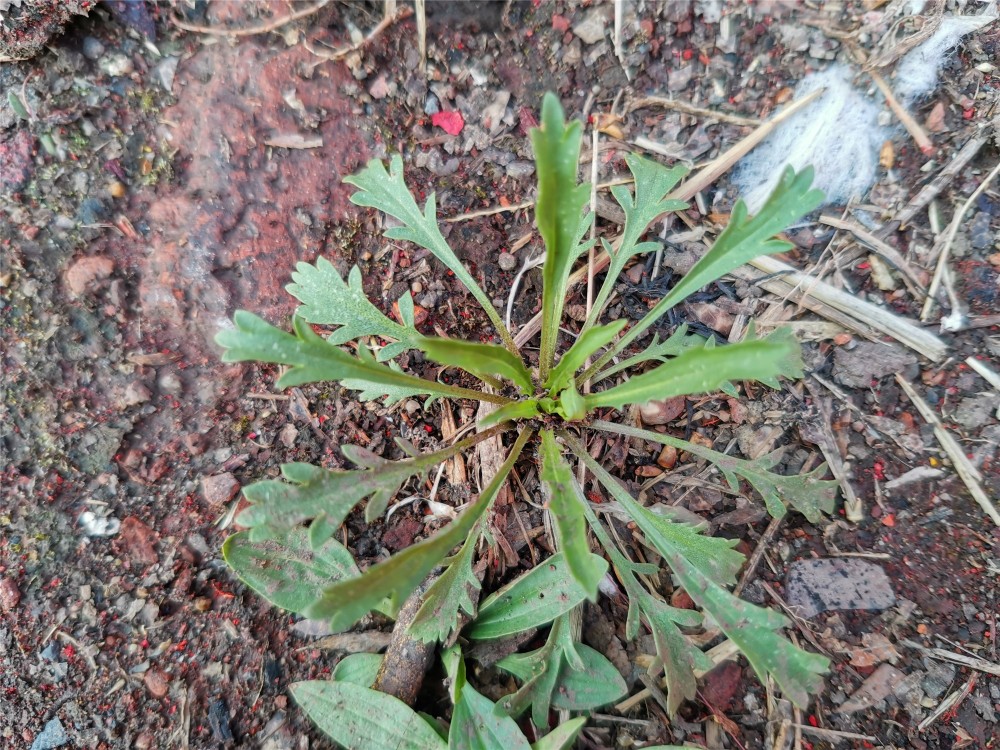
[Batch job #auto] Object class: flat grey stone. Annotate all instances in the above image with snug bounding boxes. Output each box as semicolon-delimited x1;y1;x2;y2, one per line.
31;718;70;750
785;558;896;619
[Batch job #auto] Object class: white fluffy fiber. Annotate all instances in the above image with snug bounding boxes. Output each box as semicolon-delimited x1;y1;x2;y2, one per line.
733;12;997;210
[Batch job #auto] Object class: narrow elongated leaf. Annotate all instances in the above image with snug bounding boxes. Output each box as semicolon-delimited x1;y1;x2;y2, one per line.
589;324;707;385
585;327;802;413
217;312;508;404
584;166;823;379
443;647;532;750
468;551;608;640
544;320;626;394
287;259;419;358
409;523;483;643
539;431;604;599
291;681;446;750
344;155;516;352
477;399;541;429
592;421;838;523
667;549;829;708
305;430;533;630
332;653;383;687
531;719;587;750
531;93;591;381
419;336;533;393
584;155;689;332
570;474;708;715
237;426;505;543
565;436;743;586
222;529;359;614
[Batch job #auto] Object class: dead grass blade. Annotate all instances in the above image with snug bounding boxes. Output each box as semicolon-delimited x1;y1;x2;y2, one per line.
895;374;1000;526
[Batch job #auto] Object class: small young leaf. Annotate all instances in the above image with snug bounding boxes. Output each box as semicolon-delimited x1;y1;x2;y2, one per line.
495;615;625;729
287;259;419;357
332;653;383;687
593;421;838;523
409;524;483;643
305;430;533;631
444;647;532;750
222;529;359;615
585;327;802;414
530;718;587;750
553;384;586;422
468;551;608;640
477;399;541;429
584;166;823;379
584;155;689;332
217;312;508;404
544;320;626;394
418;336;534;393
291;681;447;750
539;431;604;599
344;155;516;352
531;93;591;381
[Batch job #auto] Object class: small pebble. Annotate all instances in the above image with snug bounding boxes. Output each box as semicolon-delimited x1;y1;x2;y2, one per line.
498;252;517;271
82;36;105;61
100;53;134;77
410;281;423;294
109;181;126;198
0;577;20;611
144;668;169;698
201;472;240;506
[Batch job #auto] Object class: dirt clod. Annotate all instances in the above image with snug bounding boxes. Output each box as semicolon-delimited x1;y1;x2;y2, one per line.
201;473;240;507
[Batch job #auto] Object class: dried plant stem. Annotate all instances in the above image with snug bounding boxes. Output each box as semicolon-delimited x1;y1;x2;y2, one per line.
868;70;934;155
304;6;413;63
818;214;926;294
629;95;762;127
895;374;1000;526
415;0;426;71
920;160;1000;321
172;0;330;36
887;128;992;232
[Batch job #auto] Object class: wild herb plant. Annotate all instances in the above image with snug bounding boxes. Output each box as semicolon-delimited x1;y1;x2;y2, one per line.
217;93;837;747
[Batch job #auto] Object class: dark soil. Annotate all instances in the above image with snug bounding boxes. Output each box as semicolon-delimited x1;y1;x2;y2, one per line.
2;2;998;749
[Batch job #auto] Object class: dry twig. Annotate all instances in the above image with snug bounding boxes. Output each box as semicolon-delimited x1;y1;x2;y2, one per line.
895;374;1000;526
868;69;934;155
172;0;330;36
304;6;413;63
629;95;762;127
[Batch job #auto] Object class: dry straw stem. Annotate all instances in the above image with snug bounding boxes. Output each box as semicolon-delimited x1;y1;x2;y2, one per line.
513;88;826;348
868;69;935;155
965;356;1000;392
901;638;1000;677
895;374;1000;526
818;214;926;294
920;159;1000;321
304;5;413;64
614;639;742;713
884;127;993;233
746;254;947;361
628;95;762;127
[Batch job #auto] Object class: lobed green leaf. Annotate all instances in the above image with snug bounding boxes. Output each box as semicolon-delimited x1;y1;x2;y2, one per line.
544;320;626;394
408;525;483;644
344;155;516;352
592;421;838;523
217;311;508;404
287;259;420;359
305;430;533;631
